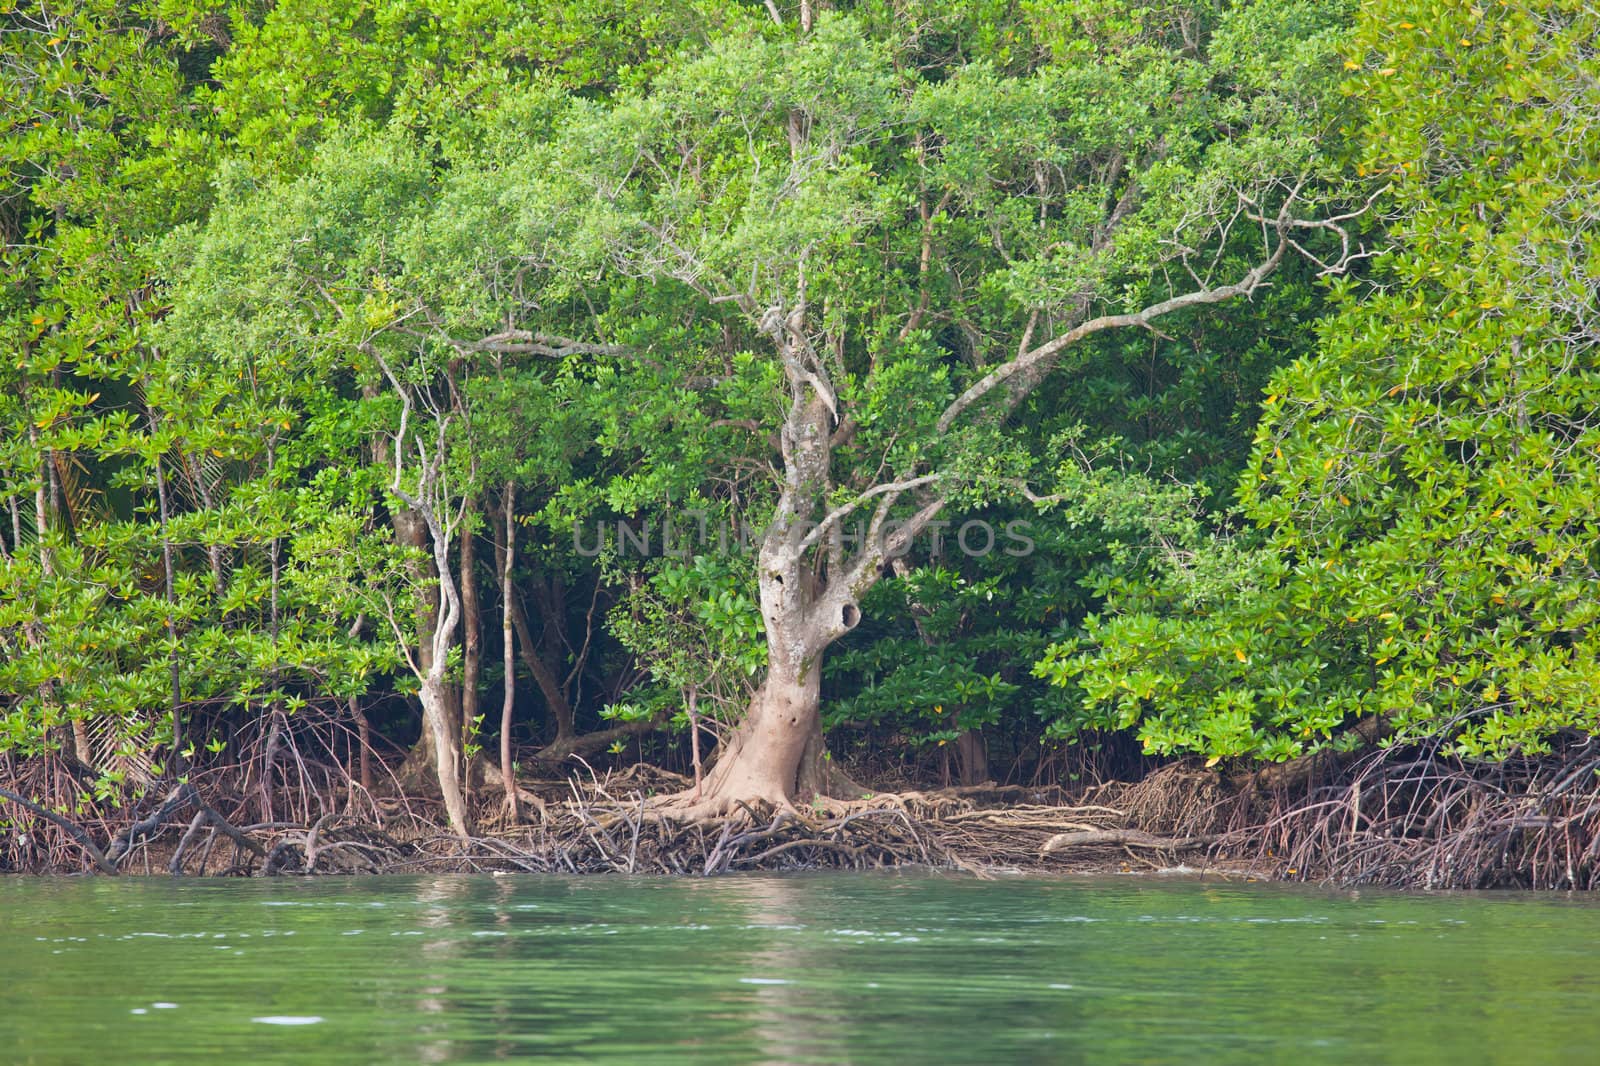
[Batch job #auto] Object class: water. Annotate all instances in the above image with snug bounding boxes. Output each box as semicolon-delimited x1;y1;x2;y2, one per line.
3;873;1598;1064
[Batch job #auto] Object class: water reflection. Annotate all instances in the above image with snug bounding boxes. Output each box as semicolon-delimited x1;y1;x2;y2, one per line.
730;875;840;1066
4;875;1600;1065
413;876;472;1062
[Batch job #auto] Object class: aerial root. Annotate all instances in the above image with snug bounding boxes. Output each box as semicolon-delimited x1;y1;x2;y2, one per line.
17;744;1600;886
3;769;1144;876
1227;736;1600;890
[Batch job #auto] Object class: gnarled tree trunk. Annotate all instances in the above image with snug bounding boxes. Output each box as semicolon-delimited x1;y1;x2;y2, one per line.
690;601;867;811
684;386;878;813
695;652;822;809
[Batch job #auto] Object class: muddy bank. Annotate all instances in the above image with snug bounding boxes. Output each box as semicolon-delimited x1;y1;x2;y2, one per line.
7;737;1600;888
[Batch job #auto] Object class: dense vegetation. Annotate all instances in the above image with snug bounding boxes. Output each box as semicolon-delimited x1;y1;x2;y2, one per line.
2;0;1596;840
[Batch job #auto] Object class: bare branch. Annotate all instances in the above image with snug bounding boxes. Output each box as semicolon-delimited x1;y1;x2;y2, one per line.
796;474;942;552
879;496;947;562
440;329;635;359
937;237;1291;433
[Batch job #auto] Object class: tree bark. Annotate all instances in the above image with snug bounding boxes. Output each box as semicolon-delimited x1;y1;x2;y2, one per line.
387;468;465;801
527;715;664;765
694;652;866;811
497;484;519;821
683;386;872;811
70;721;94;768
460;500;482;749
695;655;822;809
420;676;468;836
368;377;455;793
953;729;990;788
367;366;471;838
687;686;704;799
350;695;372;793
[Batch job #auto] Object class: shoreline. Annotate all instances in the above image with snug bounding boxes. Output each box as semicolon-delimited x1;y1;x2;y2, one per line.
0;768;1284;881
8;741;1600;891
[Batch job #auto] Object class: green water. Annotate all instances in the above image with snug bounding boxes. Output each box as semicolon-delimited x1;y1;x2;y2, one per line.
3;873;1598;1064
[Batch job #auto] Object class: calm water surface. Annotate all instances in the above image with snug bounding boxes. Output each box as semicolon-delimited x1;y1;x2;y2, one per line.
3;872;1597;1064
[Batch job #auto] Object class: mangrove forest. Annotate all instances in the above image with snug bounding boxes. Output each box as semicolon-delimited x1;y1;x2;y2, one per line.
3;0;1600;890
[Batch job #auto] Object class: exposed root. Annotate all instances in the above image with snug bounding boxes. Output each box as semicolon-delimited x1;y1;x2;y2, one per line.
0;784;116;874
3;766;1134;876
1099;762;1231;839
1229;735;1600;889
16;742;1600;888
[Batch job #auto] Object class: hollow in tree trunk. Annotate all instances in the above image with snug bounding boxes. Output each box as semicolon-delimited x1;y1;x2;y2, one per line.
678;395;878;814
667;364;906;814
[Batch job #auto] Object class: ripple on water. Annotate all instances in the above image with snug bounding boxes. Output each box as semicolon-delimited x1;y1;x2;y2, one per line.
8;873;1599;1066
251;1016;324;1026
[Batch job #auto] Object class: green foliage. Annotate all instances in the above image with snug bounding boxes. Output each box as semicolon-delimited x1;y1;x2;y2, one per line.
607;549;767;729
1053;0;1600;761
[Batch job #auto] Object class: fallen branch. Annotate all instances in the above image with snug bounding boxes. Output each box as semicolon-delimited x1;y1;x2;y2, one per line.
1042;829;1222;854
0;786;118;875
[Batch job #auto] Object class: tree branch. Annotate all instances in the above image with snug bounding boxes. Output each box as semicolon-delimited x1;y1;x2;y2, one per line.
440;329;635;359
0;786;117;874
937;238;1289;433
796;474;942;552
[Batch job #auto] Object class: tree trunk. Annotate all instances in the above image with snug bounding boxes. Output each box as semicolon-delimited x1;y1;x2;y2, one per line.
687;686;704;799
365;372;471;836
695;653;824;809
460;502;481;749
397;520;471;838
509;590;576;742
419;676;469;836
497;484;519;821
71;720;94;768
954;729;990;787
677;378;880;812
694;652;866;811
370;379;459;789
661;270;938;813
351;695;372;794
688;495;870;812
391;506;467;787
